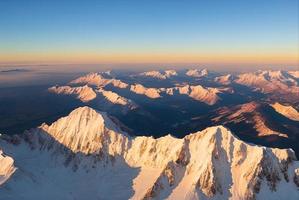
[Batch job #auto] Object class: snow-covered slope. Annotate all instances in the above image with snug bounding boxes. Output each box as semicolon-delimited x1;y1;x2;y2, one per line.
1;107;299;200
271;102;299;121
48;85;97;102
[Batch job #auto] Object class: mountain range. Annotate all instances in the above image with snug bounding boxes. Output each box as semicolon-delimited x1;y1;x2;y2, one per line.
0;68;299;199
1;106;299;200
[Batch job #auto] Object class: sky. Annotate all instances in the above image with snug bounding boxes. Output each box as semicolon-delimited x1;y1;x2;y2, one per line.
0;0;298;68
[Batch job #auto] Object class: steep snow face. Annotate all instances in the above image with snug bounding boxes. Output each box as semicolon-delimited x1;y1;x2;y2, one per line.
0;150;16;185
97;88;138;109
1;107;299;200
130;84;161;98
235;70;299;96
271;102;299;121
139;70;178;79
186;69;209;78
162;85;230;105
70;72;128;88
48;85;97;102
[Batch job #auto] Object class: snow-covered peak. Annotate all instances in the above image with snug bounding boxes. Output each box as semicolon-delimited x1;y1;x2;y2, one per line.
162;84;230;105
214;74;235;85
186;68;209;78
36;106;129;154
235;70;299;95
271;102;299;121
187;85;221;105
260;70;297;85
70;72;128;88
164;69;178;77
70;72;108;86
139;70;178;79
140;70;167;79
1;107;299;199
237;70;293;84
130;84;161;98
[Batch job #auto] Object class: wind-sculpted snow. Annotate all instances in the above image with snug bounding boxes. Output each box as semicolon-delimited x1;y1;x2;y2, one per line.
1;107;299;200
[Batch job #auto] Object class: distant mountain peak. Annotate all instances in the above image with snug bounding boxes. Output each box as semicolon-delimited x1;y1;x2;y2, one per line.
139;69;178;79
186;68;209;78
48;85;97;102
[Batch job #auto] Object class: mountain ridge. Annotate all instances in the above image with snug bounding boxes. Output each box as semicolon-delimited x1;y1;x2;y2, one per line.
1;106;299;199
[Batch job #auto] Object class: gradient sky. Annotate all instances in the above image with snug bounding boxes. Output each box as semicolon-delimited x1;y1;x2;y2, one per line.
0;0;298;67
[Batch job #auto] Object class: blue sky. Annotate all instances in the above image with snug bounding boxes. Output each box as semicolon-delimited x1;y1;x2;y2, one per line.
0;0;298;66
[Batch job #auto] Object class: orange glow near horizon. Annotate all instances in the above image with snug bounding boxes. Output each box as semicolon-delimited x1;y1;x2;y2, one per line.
0;52;298;66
